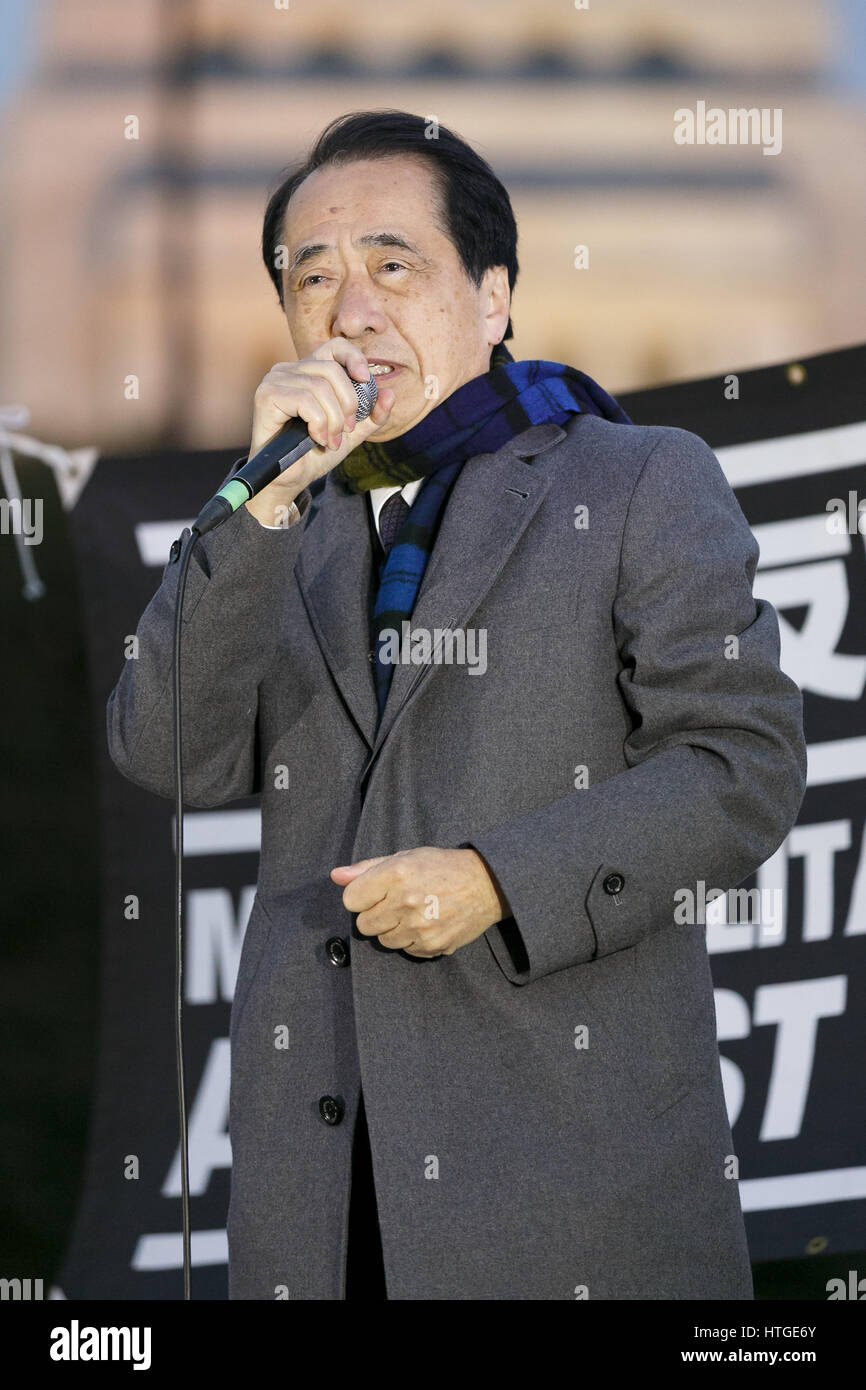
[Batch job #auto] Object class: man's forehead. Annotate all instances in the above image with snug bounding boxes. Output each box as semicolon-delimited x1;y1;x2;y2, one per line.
283;155;441;242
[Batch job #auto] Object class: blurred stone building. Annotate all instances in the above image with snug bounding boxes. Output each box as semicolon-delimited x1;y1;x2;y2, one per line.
1;0;864;452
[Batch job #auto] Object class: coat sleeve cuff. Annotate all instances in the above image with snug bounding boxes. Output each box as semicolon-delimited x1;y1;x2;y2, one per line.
458;835;600;985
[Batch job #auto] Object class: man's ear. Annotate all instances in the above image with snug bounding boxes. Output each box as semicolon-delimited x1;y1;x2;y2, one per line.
482;265;510;347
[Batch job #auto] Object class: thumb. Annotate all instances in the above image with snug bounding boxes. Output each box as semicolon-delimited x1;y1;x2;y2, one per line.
344;383;395;445
366;383;396;428
330;856;389;884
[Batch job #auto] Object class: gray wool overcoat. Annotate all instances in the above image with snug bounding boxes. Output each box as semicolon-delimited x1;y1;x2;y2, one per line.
106;413;807;1300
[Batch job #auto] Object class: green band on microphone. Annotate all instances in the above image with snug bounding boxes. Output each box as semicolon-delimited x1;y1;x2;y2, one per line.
216;478;253;511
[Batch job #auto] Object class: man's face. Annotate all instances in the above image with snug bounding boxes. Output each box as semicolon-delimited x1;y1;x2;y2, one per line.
279;155;510;440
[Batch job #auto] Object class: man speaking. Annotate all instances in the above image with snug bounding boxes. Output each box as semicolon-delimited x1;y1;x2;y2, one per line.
107;110;807;1300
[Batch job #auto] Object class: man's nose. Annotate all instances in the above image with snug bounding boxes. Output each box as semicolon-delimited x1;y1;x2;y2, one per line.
330;271;389;340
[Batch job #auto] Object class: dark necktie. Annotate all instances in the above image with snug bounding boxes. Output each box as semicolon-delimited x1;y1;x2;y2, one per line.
378;491;410;555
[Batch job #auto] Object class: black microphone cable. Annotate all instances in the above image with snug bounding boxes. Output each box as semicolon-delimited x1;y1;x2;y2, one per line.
171;525;198;1300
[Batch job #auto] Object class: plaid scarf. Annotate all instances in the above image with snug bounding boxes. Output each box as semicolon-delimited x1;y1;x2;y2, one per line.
355;343;632;720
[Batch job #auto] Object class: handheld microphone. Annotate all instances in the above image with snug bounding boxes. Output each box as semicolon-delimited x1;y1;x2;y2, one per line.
192;373;378;535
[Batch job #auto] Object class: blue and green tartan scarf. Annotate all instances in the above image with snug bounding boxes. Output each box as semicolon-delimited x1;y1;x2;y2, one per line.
344;342;632;720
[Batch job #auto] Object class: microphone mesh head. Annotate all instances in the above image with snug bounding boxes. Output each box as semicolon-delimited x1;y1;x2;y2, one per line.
353;375;378;421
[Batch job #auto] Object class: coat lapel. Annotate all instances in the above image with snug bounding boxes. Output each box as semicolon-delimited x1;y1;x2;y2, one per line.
294;472;381;748
295;421;567;760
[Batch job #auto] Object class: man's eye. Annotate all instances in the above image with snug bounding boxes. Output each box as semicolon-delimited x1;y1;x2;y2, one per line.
300;274;326;288
380;261;406;273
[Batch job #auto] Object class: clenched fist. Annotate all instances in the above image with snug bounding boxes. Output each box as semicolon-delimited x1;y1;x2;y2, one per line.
330;847;511;958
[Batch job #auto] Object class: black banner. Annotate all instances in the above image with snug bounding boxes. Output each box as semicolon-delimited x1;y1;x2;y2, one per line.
49;344;865;1298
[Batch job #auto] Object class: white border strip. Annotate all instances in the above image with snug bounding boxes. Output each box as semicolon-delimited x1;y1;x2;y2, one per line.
714;421;866;488
173;810;261;855
136;520;194;567
806;738;866;786
739;1166;866;1212
132;1229;227;1270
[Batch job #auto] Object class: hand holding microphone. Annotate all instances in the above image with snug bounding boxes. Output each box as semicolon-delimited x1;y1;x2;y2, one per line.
193;338;396;534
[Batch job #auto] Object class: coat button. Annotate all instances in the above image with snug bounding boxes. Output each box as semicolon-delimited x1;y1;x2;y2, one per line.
319;1095;344;1126
603;873;625;895
326;936;349;967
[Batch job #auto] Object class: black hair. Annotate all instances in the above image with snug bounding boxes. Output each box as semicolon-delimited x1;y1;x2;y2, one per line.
261;109;518;339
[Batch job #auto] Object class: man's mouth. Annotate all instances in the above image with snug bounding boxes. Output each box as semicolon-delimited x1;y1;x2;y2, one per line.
367;360;404;378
